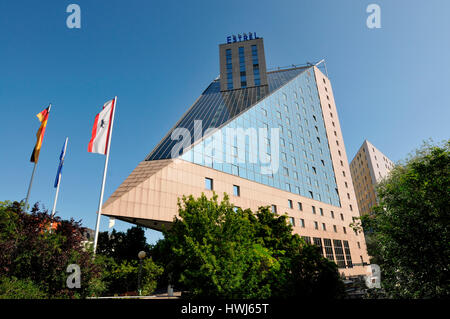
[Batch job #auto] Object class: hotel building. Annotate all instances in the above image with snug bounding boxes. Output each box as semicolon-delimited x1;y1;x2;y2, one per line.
102;35;370;276
349;140;395;215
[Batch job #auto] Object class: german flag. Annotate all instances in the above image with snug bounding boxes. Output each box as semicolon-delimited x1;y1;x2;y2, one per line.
30;105;51;163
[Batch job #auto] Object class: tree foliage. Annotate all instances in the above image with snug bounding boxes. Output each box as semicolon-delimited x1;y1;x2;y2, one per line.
0;201;103;298
360;140;450;298
97;226;149;262
96;226;162;296
152;193;344;299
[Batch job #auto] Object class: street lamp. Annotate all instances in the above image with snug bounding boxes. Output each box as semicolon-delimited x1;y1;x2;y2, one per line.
137;251;146;296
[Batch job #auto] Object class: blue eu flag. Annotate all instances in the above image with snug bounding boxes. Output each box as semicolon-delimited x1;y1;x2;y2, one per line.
54;138;68;188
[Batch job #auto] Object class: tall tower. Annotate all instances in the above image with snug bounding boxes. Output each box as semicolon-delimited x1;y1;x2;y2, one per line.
350;140;395;215
102;37;370;276
219;33;268;91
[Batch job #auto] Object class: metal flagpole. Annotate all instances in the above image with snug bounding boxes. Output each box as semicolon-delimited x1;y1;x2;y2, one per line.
93;97;117;256
51;137;68;218
25;103;51;211
24;162;37;211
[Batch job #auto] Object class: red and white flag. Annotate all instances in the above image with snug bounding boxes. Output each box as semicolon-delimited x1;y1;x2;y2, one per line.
88;98;116;155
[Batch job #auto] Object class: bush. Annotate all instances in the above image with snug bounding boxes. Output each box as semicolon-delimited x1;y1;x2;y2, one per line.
0;201;104;298
0;277;47;299
96;255;163;296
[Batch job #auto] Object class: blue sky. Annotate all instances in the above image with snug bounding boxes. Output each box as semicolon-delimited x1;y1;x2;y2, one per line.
1;0;449;244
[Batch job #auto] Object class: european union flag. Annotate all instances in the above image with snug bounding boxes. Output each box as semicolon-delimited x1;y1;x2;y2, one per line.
54;138;68;188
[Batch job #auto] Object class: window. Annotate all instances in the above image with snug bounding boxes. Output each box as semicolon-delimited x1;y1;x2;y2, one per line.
343;227;347;234
271;205;277;213
331;211;335;219
313;237;324;257
226;49;233;90
205;178;213;190
300;218;305;227
350;204;353;211
333;225;337;232
343;241;352;267
239;46;247;87
288;199;293;209
314;221;318;230
322;223;326;231
312;206;316;214
323;239;335;261
302;236;312;244
333;240;346;268
251;45;260;85
262;108;267;116
233;185;240;197
319;208;324;216
289;217;295;226
298;202;303;211
340;213;344;221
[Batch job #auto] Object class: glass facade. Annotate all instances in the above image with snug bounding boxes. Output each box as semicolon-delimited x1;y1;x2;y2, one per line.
147;66;340;207
147;68;306;161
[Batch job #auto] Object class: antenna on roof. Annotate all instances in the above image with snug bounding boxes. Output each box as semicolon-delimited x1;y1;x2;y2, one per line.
315;59;329;78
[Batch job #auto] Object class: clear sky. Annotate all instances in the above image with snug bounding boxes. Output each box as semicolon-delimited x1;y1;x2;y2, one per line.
1;0;449;244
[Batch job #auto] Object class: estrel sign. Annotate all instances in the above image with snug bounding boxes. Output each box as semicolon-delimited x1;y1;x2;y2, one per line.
226;32;259;44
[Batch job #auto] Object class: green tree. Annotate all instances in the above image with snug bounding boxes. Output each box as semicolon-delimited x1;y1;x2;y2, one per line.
97;226;149;262
96;226;162;296
0;201;103;298
153;193;344;299
252;207;344;298
359;140;450;298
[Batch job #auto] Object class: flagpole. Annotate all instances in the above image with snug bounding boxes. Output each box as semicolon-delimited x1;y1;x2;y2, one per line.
24;162;37;211
25;103;51;211
93;97;117;256
51;137;68;218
